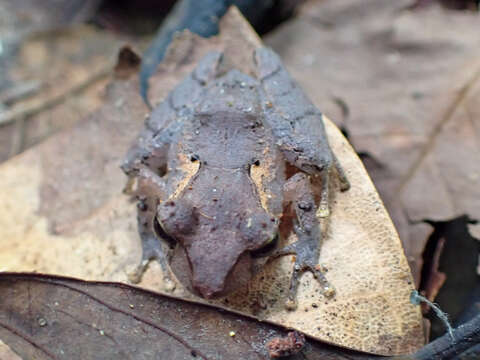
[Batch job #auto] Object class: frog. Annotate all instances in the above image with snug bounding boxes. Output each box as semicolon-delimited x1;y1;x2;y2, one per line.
121;47;350;308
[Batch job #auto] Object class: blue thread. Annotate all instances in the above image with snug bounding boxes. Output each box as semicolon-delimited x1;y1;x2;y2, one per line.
410;290;454;341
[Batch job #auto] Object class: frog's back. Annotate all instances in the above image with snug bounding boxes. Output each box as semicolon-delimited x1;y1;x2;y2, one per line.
170;70;274;169
166;68;285;216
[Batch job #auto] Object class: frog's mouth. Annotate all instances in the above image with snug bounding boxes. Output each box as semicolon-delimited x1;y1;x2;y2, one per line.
169;237;253;299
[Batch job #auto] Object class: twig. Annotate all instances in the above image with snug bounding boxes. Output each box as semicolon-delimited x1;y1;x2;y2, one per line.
0;80;41;105
9;116;25;158
0;66;111;127
410;313;480;360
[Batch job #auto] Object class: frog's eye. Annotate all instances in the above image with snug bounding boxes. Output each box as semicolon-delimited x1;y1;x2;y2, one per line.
248;159;261;175
251;233;279;258
190;154;200;162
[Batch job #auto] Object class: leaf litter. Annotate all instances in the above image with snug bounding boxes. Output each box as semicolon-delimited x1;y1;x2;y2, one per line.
0;4;434;357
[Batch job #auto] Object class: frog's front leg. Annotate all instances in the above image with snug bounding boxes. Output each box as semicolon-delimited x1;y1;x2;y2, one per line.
122;126;172;286
270;173;333;310
255;47;350;308
128;168;175;291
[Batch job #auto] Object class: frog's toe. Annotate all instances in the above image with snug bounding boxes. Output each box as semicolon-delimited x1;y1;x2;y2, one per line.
283;250;335;308
127;259;176;292
284;298;298;311
163;276;176;292
127;260;149;284
296;256;335;297
311;264;335;298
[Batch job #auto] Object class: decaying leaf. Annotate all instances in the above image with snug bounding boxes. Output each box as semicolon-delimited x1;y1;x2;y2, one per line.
264;0;480;285
266;331;306;358
0;7;423;356
0;273;379;360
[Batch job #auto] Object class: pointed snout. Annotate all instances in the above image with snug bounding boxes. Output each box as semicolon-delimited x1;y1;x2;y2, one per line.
194;281;223;299
186;236;253;299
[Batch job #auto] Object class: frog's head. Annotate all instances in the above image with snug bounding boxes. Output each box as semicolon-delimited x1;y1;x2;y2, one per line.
156;167;278;299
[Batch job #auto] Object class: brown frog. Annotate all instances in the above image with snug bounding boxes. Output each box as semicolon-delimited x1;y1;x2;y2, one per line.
122;48;349;308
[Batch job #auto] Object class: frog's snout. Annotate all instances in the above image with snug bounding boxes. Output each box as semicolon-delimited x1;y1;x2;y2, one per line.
191;250;253;299
169;232;254;299
195;284;221;299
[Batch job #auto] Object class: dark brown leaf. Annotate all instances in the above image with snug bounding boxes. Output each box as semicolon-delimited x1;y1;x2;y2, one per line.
0;273;376;360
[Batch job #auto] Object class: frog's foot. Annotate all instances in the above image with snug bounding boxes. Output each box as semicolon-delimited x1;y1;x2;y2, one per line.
130;174;174;292
271;226;334;310
128;232;176;292
275;172;336;309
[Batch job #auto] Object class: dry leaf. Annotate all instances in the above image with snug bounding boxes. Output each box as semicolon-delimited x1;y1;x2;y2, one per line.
0;25;125;162
0;7;423;356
